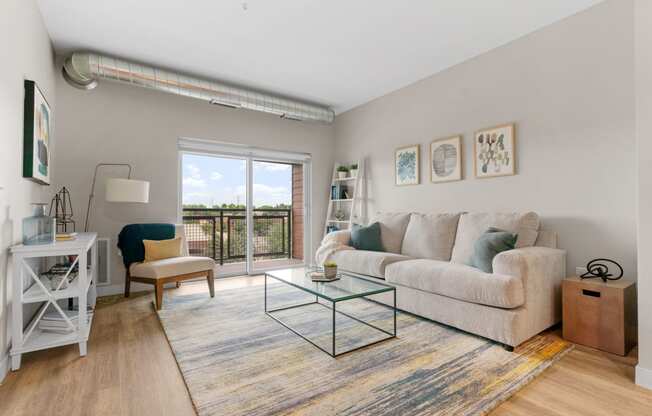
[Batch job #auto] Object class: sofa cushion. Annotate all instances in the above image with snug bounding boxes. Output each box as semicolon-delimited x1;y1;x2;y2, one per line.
350;222;384;251
384;259;524;308
450;212;540;265
330;250;411;279
401;213;461;261
369;212;411;254
130;256;214;279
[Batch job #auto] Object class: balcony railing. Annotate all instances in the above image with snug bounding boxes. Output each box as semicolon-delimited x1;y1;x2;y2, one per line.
182;208;292;265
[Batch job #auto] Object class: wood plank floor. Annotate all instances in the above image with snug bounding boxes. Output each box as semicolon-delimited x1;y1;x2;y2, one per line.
1;275;651;416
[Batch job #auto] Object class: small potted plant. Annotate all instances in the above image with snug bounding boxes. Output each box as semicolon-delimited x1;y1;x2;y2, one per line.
350;163;358;178
323;261;338;279
336;165;349;179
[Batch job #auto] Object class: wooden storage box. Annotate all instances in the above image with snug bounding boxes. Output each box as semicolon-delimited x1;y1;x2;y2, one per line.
562;276;637;356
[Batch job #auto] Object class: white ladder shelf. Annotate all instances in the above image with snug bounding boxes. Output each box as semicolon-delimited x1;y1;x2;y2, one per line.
324;160;366;236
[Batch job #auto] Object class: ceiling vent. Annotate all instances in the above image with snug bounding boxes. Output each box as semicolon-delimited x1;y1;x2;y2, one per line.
62;52;334;124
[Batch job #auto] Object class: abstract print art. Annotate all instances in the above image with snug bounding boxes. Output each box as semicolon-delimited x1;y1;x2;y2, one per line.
430;136;462;183
474;123;515;178
395;145;420;186
23;80;51;185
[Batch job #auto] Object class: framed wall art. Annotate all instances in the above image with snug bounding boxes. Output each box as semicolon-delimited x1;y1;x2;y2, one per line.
23;80;52;185
430;135;462;183
395;145;420;186
473;123;515;179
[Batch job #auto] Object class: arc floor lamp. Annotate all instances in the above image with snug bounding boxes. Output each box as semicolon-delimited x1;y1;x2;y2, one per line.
84;163;150;232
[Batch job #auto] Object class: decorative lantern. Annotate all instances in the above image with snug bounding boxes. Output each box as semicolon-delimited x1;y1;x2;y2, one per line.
49;186;75;232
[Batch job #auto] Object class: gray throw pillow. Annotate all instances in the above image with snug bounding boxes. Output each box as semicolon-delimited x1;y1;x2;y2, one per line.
469;227;518;273
350;222;384;252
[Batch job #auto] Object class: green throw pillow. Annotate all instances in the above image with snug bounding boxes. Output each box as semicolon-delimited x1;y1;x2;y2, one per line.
469;227;518;273
350;222;384;252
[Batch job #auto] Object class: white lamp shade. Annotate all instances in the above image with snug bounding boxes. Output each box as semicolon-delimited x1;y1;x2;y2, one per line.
105;178;150;203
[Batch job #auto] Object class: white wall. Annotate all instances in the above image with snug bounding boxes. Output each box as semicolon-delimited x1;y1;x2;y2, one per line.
52;71;335;295
635;0;652;389
0;0;57;382
334;0;636;278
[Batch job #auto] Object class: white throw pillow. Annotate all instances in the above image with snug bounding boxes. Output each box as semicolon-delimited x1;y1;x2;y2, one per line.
450;212;540;265
401;213;462;261
369;212;411;254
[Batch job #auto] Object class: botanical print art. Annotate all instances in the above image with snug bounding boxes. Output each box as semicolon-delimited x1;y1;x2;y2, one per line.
474;124;515;178
395;145;420;186
431;136;462;183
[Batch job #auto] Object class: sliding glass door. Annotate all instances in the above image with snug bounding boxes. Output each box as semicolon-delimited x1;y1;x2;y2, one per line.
250;160;304;273
179;140;310;277
181;153;248;276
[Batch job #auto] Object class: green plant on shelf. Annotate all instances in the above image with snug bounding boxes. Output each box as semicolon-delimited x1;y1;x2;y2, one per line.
336;165;349;172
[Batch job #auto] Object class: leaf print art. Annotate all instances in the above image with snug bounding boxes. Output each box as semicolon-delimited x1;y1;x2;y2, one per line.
395;145;420;185
474;124;515;178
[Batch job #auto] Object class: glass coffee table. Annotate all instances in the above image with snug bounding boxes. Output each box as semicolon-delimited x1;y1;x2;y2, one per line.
264;268;396;357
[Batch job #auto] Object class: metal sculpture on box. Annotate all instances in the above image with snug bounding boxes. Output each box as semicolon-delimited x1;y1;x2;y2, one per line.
580;258;623;282
49;186;75;232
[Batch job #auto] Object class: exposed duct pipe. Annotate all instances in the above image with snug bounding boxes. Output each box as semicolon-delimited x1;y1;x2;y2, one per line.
62;52;335;124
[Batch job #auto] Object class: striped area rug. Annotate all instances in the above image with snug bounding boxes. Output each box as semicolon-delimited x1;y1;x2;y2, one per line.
157;281;571;416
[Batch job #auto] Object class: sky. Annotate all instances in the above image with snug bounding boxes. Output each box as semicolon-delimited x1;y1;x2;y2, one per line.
182;153;293;207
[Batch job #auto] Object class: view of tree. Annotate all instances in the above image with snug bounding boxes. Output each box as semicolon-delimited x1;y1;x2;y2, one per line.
182;203;292;263
181;154;295;263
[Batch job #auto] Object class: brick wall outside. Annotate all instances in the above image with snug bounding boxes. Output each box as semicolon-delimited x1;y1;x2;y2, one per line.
291;164;304;260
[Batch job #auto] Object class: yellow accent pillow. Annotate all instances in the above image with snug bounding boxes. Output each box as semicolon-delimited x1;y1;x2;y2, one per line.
143;237;182;262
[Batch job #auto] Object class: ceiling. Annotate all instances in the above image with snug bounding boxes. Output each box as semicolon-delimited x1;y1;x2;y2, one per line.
37;0;603;114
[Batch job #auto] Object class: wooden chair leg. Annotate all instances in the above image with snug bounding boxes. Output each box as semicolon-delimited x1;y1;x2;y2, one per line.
154;281;164;310
176;281;181;288
207;269;215;298
124;272;131;298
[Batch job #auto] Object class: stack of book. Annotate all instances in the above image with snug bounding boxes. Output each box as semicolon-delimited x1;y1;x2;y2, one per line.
56;232;78;241
38;309;93;334
330;184;350;200
41;263;78;290
309;271;339;282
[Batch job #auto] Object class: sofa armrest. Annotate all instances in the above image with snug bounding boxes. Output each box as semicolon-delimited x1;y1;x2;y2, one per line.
493;246;566;282
493;246;567;344
315;230;353;266
321;229;351;247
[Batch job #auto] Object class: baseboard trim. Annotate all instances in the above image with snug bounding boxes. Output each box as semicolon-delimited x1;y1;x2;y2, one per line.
0;353;9;384
96;280;204;297
636;365;652;390
97;282;152;297
96;273;261;298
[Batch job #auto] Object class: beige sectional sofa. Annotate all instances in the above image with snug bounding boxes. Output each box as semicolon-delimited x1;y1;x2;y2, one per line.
317;212;566;349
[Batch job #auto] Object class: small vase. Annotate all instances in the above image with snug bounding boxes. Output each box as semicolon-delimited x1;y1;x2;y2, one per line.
23;203;55;245
350;169;358;178
324;265;337;279
337;172;348;179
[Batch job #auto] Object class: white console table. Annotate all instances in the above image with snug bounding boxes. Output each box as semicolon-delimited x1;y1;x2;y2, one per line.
9;232;97;370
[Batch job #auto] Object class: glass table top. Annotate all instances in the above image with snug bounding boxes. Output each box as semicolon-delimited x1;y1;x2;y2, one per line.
265;268;394;302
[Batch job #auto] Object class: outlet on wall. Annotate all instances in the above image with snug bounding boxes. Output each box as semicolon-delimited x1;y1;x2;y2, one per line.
576;266;588;276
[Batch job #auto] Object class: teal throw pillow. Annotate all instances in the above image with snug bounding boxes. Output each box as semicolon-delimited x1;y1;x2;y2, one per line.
469;227;518;273
350;222;384;252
